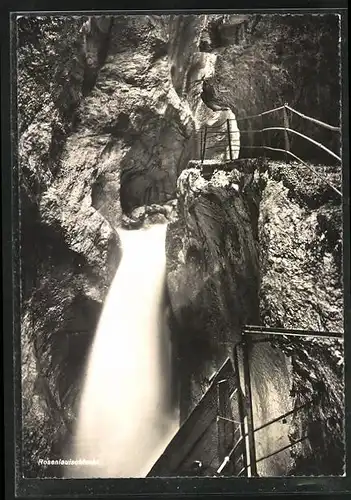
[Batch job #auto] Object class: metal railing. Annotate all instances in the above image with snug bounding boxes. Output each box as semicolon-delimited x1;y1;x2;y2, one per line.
221;325;344;477
148;324;343;478
197;103;342;196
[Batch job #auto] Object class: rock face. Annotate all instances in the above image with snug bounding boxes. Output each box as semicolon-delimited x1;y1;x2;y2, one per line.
20;127;122;477
165;158;343;475
81;15;241;213
257;162;344;475
270;335;344;476
258;163;343;332
19;14;244;477
166;164;261;420
18;13;343;478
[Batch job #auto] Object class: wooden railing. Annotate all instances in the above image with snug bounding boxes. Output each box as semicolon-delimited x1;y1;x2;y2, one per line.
198;103;342;196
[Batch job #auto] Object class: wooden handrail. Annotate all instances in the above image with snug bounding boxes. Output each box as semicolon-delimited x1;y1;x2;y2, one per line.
285;104;340;132
261;127;341;162
236;105;285;122
201;105;340;131
198;105;342;197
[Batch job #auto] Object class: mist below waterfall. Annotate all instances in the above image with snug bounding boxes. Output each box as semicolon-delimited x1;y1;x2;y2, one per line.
68;223;179;478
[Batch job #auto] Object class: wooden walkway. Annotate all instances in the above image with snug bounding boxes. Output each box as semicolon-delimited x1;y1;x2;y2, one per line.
147;357;247;477
147;326;343;477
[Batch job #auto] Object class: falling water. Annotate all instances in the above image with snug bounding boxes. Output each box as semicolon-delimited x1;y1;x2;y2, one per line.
69;223;179;478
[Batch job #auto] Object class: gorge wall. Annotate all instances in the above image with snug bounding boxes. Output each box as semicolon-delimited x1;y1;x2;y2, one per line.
18;13;343;478
166;158;343;475
166;165;260;421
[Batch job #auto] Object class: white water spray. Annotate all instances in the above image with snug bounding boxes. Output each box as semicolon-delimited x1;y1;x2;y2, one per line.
69;223;179;478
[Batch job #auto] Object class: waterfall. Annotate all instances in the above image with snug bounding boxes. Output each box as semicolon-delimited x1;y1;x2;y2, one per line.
69;223;179;478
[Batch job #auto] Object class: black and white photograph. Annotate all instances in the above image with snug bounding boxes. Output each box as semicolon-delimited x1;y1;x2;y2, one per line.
16;11;345;480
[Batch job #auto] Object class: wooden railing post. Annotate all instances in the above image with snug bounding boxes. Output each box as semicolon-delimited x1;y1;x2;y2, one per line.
248;118;255;158
233;343;249;476
283;103;290;163
227;119;233;161
200;129;203;161
260;113;265;158
202;126;208;163
242;338;258;476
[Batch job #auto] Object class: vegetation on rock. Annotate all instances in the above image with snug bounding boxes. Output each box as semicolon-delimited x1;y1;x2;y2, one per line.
17;16;86;134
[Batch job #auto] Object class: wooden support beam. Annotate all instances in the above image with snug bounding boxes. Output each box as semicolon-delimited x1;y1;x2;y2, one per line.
202;126;208;163
242;339;258;476
283;104;291;154
233;344;248;476
200;129;203;160
227;119;233;161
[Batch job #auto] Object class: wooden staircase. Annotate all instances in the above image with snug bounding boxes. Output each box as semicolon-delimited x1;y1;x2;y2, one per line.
147;357;248;477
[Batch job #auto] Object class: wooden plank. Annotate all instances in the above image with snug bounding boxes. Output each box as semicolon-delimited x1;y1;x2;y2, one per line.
176;418;219;475
148;388;217;475
148;358;235;476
